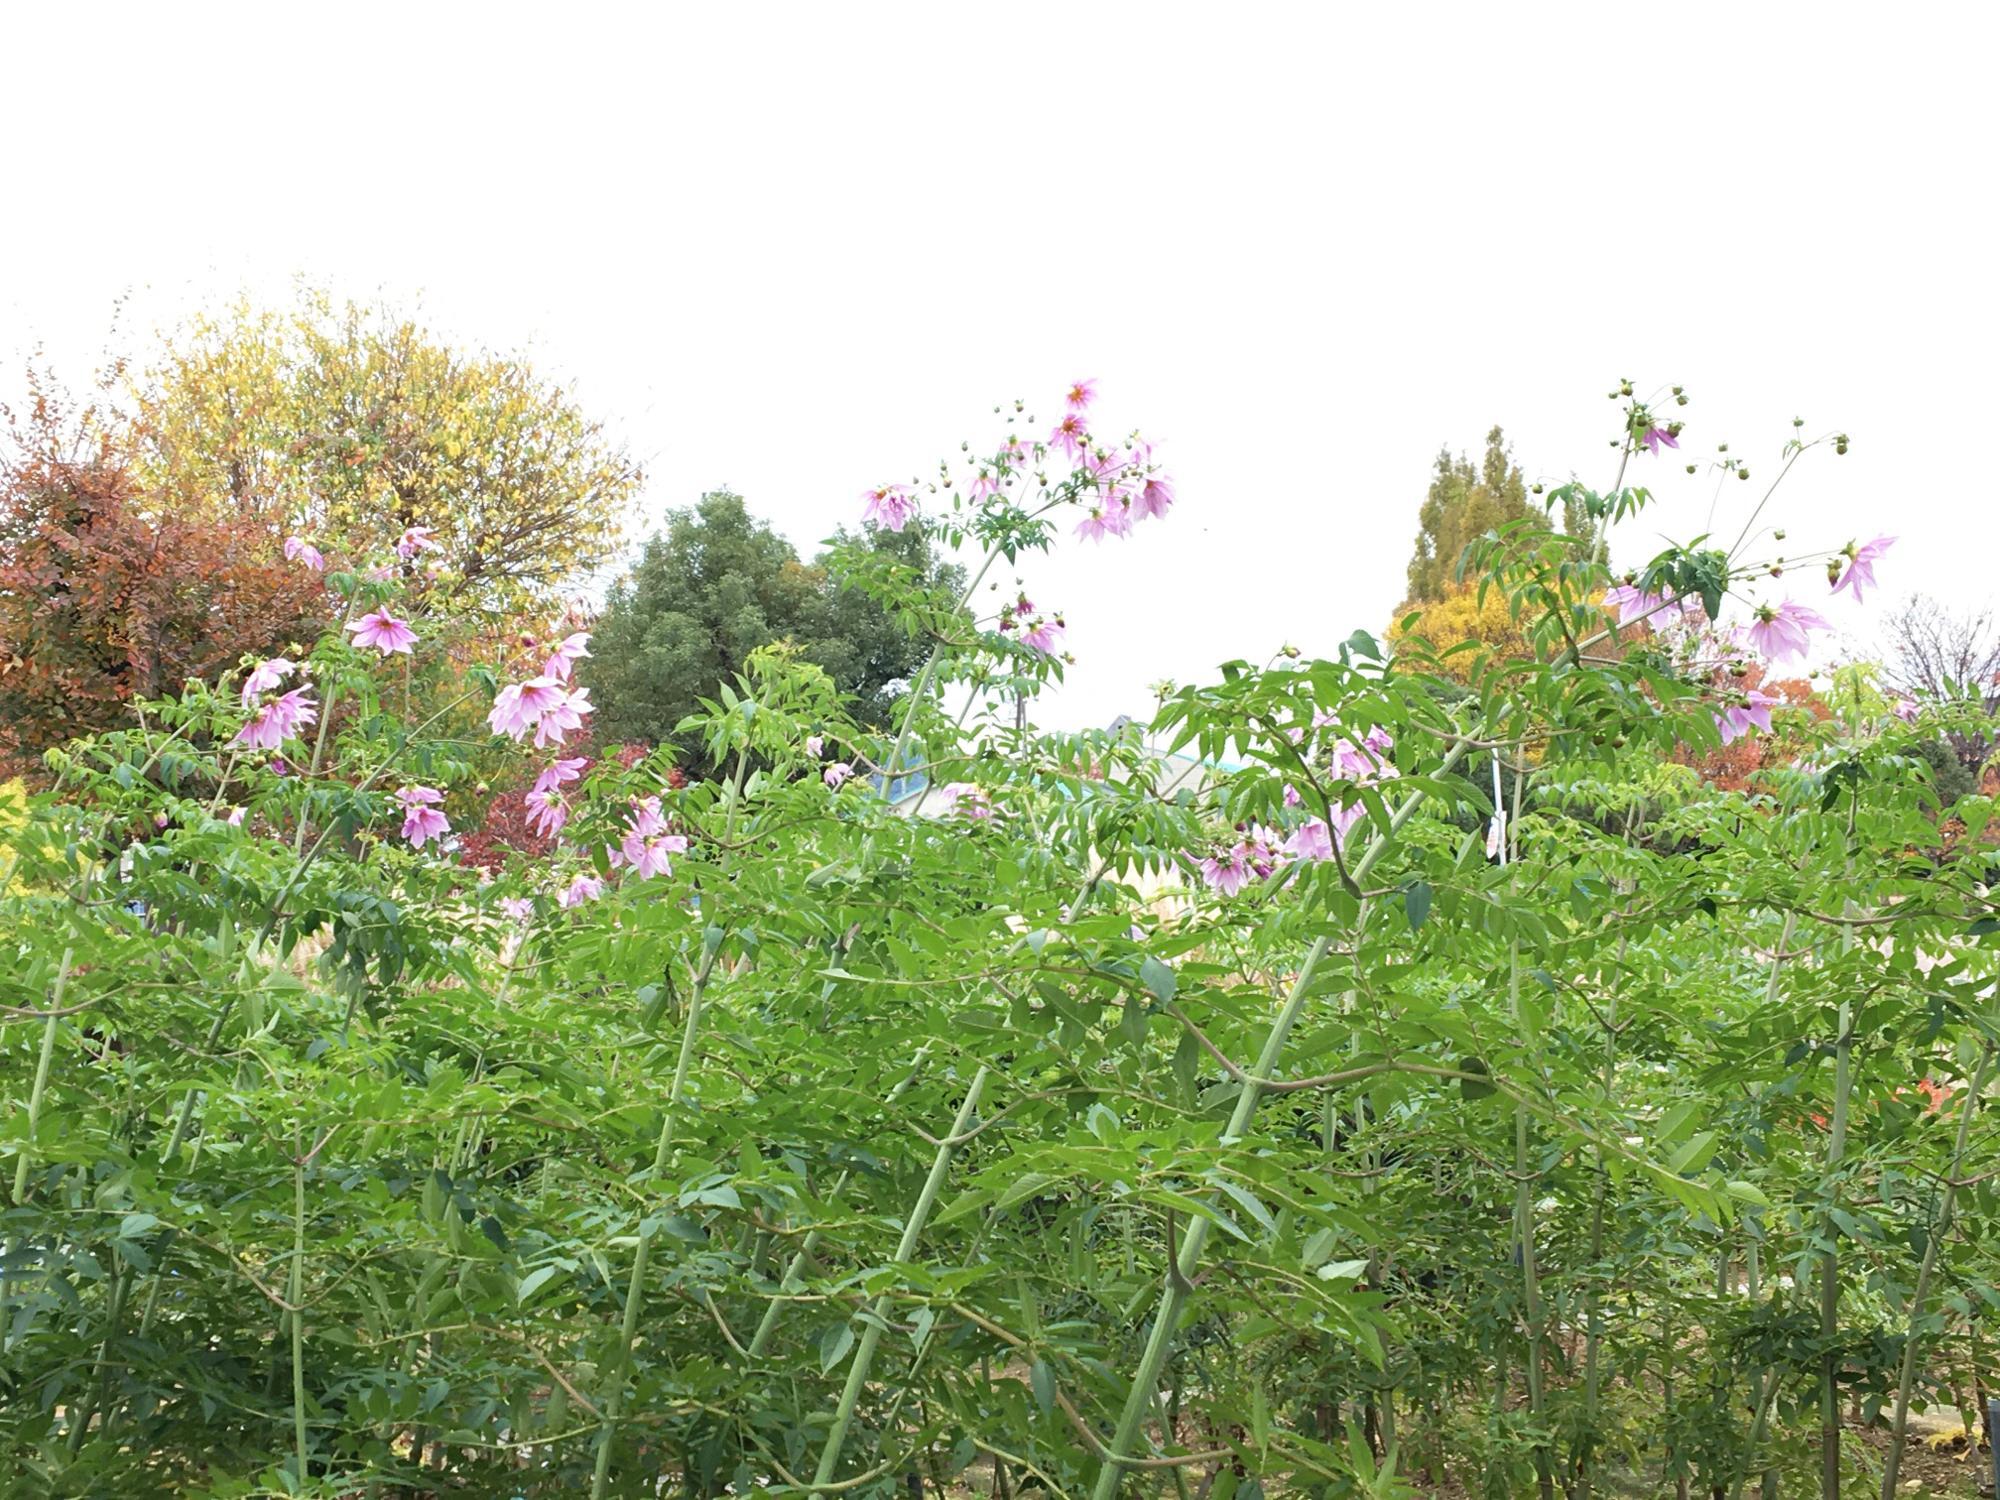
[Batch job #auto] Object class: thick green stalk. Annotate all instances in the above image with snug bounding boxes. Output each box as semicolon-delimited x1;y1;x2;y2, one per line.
811;1066;990;1489
1730;910;1797;1500
63;1264;126;1456
1881;1043;1995;1498
883;543;1004;784
1575;939;1626;1500
589;751;750;1499
11;946;75;1204
1818;993;1855;1500
1087;742;1466;1500
1511;939;1555;1500
291;1152;309;1481
745;1048;932;1360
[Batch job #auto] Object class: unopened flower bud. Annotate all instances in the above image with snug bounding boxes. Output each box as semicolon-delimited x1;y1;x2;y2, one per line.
1685;464;1696;474
1619;380;1633;396
1671;385;1684;396
1738;468;1750;481
1793;416;1805;427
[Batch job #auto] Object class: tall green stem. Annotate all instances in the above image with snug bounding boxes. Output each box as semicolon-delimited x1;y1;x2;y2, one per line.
291;1151;309;1481
589;749;750;1499
1731;910;1798;1500
1511;937;1555;1500
811;1066;989;1489
1817;885;1860;1500
884;544;1005;785
1817;994;1855;1500
1881;1043;1995;1498
10;946;74;1204
1089;742;1466;1500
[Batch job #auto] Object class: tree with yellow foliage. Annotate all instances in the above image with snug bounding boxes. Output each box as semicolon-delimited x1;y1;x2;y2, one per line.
132;288;641;618
1387;579;1535;681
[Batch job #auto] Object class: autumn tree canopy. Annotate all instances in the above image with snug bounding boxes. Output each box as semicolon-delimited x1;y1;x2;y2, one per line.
0;376;324;778
132;289;642;618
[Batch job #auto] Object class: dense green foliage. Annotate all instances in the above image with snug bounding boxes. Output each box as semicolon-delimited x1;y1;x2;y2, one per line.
585;491;963;774
2;383;1997;1500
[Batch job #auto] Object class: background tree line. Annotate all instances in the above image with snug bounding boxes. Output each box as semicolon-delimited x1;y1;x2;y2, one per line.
1;290;951;788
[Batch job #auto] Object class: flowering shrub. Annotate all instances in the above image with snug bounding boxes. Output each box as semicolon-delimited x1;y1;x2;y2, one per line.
2;381;1995;1500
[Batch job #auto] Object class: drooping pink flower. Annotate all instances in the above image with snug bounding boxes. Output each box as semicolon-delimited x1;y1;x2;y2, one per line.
1283;783;1303;808
240;657;296;705
1132;469;1176;522
624;795;667;839
396;525;439;560
862;484;917;532
1075;505;1132;543
1640;426;1679;456
488;677;569;740
367;564;397;583
523;753;587;837
1064;378;1097;412
1021;617;1065;654
526;789;570;839
346;607;418;656
236;688;318;751
1892;697;1919;723
1283;818;1334;862
532;757;588;797
1830;535;1895;604
1049;412;1089;462
1745;599;1830;664
969;469;1002;501
1484;815;1506;860
1714;687;1779;744
805;734;825;759
997;434;1031;471
283;536;326;572
396;785;451;848
530;686;593;749
1329;726;1396;783
223;806;246;827
619;831;687;880
1197;844;1254;896
541;632;592;681
498;896;534;923
560;874;604;908
938;782;992;819
1601;584;1681;627
824;763;853;790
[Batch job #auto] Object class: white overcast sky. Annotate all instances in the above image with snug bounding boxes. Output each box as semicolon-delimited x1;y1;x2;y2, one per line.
3;3;1993;730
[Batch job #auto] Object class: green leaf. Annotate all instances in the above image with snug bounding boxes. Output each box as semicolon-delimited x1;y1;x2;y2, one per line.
1316;1258;1370;1283
1139;954;1177;1004
1404;880;1432;930
819;1322;855;1373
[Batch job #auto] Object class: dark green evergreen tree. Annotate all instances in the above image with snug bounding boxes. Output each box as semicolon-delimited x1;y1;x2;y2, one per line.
584;491;961;774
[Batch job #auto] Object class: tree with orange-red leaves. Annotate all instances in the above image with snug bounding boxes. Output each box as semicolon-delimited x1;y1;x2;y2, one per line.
1674;667;1829;792
0;373;325;780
